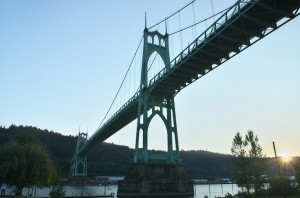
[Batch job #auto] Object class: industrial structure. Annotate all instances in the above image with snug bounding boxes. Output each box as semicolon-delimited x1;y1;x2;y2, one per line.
70;0;300;197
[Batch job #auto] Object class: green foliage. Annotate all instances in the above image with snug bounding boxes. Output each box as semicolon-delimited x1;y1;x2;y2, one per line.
0;125;235;179
245;131;266;194
180;150;233;179
0;125;76;177
231;130;266;196
49;180;66;198
268;176;298;196
293;157;300;187
231;132;251;195
0;133;57;195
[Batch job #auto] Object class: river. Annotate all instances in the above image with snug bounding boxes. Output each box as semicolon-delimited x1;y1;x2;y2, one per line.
7;184;239;198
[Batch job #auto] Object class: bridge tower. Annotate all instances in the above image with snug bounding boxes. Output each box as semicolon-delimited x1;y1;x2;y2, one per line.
70;132;88;177
118;27;194;197
134;28;180;164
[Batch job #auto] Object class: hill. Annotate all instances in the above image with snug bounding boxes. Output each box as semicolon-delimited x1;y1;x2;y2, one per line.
1;125;296;180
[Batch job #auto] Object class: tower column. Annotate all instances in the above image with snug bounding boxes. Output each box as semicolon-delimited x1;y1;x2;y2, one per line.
167;99;173;163
118;27;194;197
71;132;88;177
134;28;180;164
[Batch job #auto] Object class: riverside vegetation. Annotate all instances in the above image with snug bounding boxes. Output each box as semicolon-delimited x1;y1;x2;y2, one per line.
0;125;233;179
1;125;300;197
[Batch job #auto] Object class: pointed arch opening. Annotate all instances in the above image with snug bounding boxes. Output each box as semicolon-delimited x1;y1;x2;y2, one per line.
148;36;152;44
137;128;143;150
172;131;178;151
147;52;166;83
148;114;168;151
77;161;84;174
154;35;159;45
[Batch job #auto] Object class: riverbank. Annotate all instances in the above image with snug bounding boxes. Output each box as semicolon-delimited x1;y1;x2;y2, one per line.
1;184;239;198
0;196;114;198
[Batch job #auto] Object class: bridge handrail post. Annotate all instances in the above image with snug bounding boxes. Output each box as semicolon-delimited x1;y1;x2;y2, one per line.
146;0;256;97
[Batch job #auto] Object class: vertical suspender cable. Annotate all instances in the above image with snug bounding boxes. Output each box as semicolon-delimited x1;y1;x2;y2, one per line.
192;1;197;39
149;0;196;30
135;49;138;92
171;33;174;60
123;77;125;104
178;12;183;51
211;0;215;21
97;36;143;129
117;85;120;109
124;73;127;101
129;61;131;97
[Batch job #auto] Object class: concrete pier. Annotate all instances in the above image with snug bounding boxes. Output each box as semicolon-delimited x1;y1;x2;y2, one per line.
117;163;194;197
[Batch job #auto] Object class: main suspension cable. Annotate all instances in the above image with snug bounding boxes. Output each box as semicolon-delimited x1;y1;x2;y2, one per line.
97;36;143;129
147;39;166;72
148;0;196;30
169;5;232;36
98;1;233;130
192;1;197;39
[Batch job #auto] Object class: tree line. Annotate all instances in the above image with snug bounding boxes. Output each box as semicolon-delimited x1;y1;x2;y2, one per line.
0;125;234;179
1;125;300;197
0;130;57;195
231;130;300;197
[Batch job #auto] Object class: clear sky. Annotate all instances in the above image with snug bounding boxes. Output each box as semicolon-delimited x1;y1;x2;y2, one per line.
1;0;299;158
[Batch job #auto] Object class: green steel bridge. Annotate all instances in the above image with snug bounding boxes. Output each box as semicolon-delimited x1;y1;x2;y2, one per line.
71;0;300;177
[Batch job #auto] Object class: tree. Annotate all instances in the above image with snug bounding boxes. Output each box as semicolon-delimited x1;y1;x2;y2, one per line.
0;137;57;195
49;180;66;198
231;130;266;196
294;157;300;190
268;176;298;196
245;131;266;195
231;132;251;195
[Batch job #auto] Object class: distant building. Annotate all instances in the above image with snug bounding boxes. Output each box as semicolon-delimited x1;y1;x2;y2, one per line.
193;179;208;184
96;176;124;184
193;178;233;184
220;178;231;183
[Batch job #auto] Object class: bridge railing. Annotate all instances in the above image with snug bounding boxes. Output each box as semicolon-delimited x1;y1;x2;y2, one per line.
87;88;140;142
90;0;254;138
148;0;254;88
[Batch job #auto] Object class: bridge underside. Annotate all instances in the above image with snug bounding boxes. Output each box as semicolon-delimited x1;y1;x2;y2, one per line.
72;0;300;197
148;0;300;98
78;0;299;157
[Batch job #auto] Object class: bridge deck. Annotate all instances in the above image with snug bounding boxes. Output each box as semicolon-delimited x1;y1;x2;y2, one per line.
78;0;300;155
148;0;300;98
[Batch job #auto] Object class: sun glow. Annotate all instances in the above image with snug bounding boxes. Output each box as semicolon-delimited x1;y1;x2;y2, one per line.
278;150;294;163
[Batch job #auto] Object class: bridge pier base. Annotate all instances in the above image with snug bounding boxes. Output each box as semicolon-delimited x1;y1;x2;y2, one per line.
117;163;194;197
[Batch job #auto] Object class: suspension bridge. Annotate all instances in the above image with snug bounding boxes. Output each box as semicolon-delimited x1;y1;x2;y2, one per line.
70;0;300;196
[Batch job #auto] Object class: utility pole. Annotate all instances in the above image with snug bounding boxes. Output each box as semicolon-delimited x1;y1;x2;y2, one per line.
272;141;286;198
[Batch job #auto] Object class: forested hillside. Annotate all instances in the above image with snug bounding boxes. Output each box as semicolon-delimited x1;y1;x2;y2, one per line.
2;125;290;180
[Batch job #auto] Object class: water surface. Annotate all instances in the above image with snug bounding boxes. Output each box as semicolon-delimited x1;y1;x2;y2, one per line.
13;184;239;198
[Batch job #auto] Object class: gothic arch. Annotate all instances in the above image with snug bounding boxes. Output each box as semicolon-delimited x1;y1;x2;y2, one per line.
134;29;180;164
147;109;167;129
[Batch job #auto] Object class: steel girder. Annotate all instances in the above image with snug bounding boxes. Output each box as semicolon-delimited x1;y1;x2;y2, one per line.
76;0;300;159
